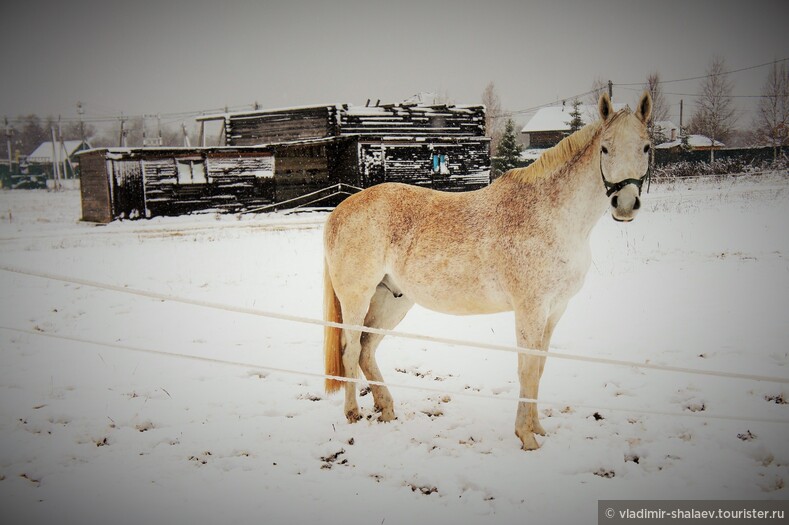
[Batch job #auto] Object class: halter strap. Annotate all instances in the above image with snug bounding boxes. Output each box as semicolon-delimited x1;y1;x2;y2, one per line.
599;156;648;197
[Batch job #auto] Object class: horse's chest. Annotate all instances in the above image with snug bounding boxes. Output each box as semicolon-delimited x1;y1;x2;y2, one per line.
508;237;591;301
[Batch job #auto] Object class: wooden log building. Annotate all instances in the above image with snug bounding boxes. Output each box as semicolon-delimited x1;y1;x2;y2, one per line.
79;102;490;222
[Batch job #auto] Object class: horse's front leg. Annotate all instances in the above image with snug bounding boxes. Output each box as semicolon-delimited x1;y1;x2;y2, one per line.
530;305;566;436
514;307;549;451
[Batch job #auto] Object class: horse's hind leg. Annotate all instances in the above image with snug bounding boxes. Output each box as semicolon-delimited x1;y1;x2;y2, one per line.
338;292;377;423
360;283;414;421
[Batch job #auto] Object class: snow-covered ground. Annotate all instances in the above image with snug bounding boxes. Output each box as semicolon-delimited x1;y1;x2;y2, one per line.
1;173;788;524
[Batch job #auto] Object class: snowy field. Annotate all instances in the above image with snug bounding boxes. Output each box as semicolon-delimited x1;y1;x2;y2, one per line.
1;173;788;524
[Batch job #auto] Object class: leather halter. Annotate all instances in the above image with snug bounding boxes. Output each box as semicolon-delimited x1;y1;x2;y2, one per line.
599;155;648;198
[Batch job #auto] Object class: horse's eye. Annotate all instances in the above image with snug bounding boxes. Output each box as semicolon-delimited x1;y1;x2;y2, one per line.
601;146;609;155
643;144;651;153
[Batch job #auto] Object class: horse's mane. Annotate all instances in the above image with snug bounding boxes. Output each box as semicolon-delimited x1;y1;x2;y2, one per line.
501;109;629;185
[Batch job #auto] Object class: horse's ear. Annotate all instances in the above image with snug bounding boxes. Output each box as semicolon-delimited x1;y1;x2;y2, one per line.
598;92;613;121
636;91;652;124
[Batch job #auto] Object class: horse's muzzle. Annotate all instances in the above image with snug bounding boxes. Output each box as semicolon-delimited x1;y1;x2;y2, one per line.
610;186;641;222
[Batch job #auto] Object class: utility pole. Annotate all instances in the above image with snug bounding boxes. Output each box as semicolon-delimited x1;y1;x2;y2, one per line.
57;115;68;179
182;123;191;147
4;117;12;176
679;99;684;134
77;101;86;144
119;113;127;147
608;80;613;100
50;126;61;190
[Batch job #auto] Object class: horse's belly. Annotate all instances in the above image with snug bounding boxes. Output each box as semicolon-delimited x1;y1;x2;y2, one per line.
392;274;511;315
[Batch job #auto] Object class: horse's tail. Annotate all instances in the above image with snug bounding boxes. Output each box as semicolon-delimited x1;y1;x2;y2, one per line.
323;259;344;393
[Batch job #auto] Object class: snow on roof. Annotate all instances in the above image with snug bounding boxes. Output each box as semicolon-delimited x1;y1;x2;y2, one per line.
27;140;90;161
654;120;679;137
198;102;483;121
655;134;725;149
521;102;628;133
196;104;343;121
343;104;481;117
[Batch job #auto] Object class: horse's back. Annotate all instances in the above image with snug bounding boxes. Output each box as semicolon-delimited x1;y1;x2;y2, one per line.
325;183;437;250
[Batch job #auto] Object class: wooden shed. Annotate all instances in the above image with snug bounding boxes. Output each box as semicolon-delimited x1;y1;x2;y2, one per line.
79;146;280;222
198;102;491;191
80;102;491;222
79;137;367;222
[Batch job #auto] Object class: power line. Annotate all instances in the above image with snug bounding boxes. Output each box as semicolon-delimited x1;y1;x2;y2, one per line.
616;85;785;99
614;57;789;87
6;57;787;128
491;88;602;119
507;57;789;121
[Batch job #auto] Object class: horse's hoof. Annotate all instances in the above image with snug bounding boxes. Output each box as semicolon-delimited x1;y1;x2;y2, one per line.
516;430;540;451
533;421;547;436
378;409;396;422
346;409;361;423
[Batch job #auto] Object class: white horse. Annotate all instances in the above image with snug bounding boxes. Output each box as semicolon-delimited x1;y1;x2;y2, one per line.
322;92;652;450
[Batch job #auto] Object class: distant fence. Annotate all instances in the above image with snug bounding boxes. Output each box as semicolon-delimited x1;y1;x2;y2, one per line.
654;146;782;166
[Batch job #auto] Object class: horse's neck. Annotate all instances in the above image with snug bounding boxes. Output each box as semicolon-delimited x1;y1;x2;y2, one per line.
560;150;610;238
493;142;608;240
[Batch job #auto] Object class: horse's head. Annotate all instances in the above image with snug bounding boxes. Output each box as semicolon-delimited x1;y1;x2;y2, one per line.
598;91;652;222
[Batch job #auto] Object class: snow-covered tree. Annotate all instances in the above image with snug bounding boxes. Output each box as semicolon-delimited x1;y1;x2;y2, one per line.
566;98;584;133
495;118;524;175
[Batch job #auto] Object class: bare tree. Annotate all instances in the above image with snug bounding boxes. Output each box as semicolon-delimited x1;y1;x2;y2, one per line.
643;72;670;168
644;72;669;125
433;90;454;106
689;56;737;161
586;77;609;107
754;60;789;160
481;82;505;155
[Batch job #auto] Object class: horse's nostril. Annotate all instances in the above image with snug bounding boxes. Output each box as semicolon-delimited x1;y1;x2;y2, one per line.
633;197;641;210
611;196;618;208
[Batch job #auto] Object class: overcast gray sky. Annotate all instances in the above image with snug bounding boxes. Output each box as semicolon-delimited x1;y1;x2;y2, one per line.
1;0;787;130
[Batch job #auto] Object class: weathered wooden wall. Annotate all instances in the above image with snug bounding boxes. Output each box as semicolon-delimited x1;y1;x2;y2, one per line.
78;142;363;221
83;103;491;221
78;150;113;223
339;105;486;138
141;151;276;217
209;103;491;191
526;131;566;149
79;148;279;221
219;104;487;142
359;139;490;191
225;106;338;146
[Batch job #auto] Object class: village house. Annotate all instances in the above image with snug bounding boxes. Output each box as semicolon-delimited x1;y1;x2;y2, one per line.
23;139;92;186
520;101;627;148
652;121;725;151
